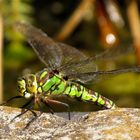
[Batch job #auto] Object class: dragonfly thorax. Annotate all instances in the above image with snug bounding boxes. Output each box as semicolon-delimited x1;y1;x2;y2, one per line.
17;74;38;99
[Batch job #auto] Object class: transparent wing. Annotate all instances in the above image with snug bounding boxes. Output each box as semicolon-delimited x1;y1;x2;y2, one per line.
60;43;135;71
16;22;91;71
93;43;135;61
56;42;87;66
59;43;135;82
68;67;140;84
54;42;98;76
16;21;136;84
16;22;63;71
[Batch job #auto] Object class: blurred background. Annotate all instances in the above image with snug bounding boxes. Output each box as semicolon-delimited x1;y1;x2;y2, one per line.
0;0;140;112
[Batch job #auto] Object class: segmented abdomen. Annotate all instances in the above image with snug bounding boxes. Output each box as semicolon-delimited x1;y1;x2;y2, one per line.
40;73;116;109
64;83;116;109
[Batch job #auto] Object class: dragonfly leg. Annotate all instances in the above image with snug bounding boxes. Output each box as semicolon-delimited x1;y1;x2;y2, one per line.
41;98;54;114
20;98;34;108
11;108;36;122
23;109;42;130
22;101;46;130
23;102;47;130
11;98;34;122
10;102;39;130
0;96;23;106
10;109;28;122
44;98;71;120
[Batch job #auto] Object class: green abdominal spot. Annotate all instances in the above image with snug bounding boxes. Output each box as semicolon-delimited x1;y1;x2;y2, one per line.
65;86;71;95
81;89;92;101
51;81;66;95
70;86;79;97
97;95;105;105
64;85;81;97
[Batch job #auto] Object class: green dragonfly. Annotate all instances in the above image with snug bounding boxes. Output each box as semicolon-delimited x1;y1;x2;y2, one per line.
2;22;140;121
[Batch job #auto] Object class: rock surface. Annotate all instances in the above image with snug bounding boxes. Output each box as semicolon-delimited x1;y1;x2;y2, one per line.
0;106;140;140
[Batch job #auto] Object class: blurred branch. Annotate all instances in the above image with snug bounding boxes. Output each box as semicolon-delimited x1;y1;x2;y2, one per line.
55;0;95;41
126;0;140;64
95;0;119;48
0;13;3;103
104;0;124;28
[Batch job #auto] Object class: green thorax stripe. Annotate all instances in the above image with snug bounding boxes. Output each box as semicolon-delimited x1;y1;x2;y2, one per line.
41;73;66;95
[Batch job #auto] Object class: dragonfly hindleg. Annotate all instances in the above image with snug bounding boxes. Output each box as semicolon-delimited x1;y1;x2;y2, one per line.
44;98;71;120
41;98;54;114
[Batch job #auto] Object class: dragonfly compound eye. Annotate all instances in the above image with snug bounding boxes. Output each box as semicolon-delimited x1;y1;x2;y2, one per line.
25;74;38;94
17;78;26;96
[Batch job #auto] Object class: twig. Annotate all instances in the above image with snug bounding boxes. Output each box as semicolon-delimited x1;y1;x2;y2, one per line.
0;13;3;103
55;0;95;41
126;0;140;64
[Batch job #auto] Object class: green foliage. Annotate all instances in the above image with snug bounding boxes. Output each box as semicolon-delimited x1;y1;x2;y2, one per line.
5;43;34;68
95;73;140;95
1;0;34;68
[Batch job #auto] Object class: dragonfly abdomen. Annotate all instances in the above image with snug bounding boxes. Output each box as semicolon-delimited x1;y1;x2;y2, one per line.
88;91;117;109
39;71;116;109
64;83;116;109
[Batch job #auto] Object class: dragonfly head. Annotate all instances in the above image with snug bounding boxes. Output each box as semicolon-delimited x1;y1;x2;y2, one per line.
17;74;38;99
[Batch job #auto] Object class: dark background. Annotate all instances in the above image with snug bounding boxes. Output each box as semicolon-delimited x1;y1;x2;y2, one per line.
2;0;140;112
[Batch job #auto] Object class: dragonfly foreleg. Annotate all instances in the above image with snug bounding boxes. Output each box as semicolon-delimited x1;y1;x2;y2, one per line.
22;102;44;130
0;96;23;106
10;102;38;129
10;108;30;123
10;99;35;122
23;110;42;130
21;98;34;108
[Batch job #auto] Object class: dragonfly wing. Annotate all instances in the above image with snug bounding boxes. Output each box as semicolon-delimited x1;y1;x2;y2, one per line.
57;42;87;65
95;43;135;61
16;22;63;71
60;59;98;82
16;22;136;84
68;67;140;84
59;42;135;82
16;22;91;71
56;43;97;77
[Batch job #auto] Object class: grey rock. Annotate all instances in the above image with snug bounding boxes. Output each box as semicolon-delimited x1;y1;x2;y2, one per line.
0;106;140;140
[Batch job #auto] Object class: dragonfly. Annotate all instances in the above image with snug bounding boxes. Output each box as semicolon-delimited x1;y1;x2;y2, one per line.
2;22;140;122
